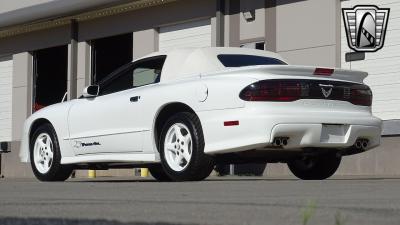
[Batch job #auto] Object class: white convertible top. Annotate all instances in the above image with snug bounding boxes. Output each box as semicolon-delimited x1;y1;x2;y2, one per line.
137;47;287;82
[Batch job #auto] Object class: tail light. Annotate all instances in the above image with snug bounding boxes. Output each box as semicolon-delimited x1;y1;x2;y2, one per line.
239;79;372;106
349;86;372;106
239;80;302;102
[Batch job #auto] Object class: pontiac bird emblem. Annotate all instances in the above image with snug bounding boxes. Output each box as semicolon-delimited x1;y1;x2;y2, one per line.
319;84;333;98
342;5;390;52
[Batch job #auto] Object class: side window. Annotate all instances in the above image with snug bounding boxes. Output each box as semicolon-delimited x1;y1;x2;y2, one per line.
100;66;134;95
133;56;166;87
99;56;166;95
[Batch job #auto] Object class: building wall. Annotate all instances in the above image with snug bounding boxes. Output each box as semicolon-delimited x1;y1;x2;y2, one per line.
239;0;265;43
0;25;71;56
78;0;216;42
76;42;91;97
0;56;13;143
3;52;34;178
275;0;341;67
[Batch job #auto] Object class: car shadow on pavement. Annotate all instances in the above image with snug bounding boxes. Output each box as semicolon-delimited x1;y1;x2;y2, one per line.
0;217;195;225
69;176;400;183
69;177;291;183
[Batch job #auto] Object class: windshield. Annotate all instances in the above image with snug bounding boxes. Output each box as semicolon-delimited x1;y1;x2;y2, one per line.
217;54;287;67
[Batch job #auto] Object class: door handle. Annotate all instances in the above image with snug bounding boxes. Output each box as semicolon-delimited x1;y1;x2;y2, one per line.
130;96;140;102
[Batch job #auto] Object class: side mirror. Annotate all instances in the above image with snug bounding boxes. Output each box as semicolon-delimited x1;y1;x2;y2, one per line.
82;85;99;98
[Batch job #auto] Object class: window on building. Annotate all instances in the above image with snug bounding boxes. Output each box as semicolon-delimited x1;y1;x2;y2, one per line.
33;45;68;112
91;33;133;84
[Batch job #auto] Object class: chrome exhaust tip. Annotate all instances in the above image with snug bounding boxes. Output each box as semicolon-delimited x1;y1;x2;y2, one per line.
282;138;288;146
273;137;289;147
361;140;369;150
273;138;281;146
354;138;369;150
355;140;362;149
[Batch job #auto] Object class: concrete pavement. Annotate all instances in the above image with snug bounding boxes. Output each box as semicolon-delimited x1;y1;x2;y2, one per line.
0;176;399;225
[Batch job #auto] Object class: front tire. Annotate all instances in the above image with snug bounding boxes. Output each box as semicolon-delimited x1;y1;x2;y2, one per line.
288;153;341;180
30;123;73;182
159;112;214;181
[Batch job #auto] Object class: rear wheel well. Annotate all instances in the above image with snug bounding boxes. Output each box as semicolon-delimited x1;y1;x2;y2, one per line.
154;103;197;152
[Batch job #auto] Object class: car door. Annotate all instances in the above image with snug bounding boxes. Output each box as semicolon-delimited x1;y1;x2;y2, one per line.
68;56;166;155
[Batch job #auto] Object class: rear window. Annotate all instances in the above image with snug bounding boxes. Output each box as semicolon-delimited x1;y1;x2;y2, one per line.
217;54;287;67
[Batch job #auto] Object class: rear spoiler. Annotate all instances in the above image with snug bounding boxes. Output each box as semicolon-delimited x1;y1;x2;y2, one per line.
256;65;368;83
203;65;368;84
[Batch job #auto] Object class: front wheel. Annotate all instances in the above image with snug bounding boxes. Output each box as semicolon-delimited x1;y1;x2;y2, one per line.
30;124;73;182
288;153;341;180
159;112;215;181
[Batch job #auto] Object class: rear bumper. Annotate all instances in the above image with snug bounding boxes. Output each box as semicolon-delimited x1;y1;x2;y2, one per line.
198;102;382;154
270;123;380;150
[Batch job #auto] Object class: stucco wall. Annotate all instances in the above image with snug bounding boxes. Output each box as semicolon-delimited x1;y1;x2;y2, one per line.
275;0;341;67
239;0;265;43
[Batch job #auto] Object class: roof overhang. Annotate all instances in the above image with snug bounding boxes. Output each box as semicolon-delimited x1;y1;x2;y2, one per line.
0;0;177;39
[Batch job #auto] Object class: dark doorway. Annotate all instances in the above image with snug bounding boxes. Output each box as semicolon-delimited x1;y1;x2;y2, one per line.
91;33;133;84
33;45;68;112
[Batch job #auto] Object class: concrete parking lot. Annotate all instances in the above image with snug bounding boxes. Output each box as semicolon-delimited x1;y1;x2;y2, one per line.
0;176;399;225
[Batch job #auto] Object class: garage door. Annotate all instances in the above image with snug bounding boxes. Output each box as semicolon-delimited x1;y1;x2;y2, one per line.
341;0;400;120
159;19;212;51
0;56;13;142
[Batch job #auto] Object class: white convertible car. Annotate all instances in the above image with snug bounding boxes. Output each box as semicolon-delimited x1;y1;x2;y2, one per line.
20;47;382;182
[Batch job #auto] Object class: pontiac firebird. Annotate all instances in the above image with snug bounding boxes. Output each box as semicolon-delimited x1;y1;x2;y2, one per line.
19;47;382;182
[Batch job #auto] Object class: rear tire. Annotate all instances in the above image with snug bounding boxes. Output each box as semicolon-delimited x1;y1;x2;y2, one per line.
148;164;172;182
159;112;215;181
30;123;73;182
288;152;341;180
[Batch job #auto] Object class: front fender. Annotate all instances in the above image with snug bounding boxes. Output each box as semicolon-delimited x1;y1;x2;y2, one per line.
19;101;76;163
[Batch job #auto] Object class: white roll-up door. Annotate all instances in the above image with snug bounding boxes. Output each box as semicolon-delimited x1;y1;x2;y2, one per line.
159;19;212;51
0;56;13;142
341;0;400;120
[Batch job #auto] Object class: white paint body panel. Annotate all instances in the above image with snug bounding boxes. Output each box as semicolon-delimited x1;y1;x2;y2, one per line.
0;57;13;142
19;47;382;165
67;88;145;155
